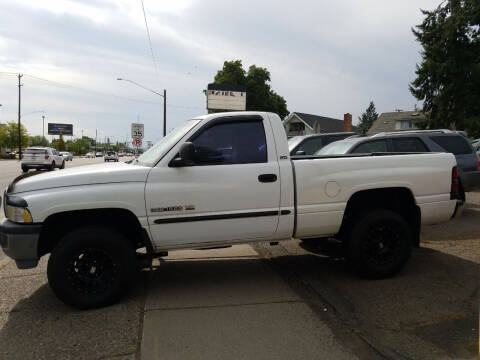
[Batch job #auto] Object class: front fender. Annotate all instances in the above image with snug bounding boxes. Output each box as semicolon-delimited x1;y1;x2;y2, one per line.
22;182;148;226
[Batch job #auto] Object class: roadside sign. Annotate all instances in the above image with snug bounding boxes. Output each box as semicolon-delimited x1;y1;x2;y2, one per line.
131;123;144;139
133;138;142;147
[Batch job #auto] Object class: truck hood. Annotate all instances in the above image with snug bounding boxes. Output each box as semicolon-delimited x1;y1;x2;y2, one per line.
9;162;151;194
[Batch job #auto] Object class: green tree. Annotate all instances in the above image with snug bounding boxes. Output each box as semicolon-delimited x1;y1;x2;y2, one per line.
214;60;247;86
51;133;66;151
68;138;90;155
409;0;480;136
0;121;29;150
357;101;378;134
213;60;289;119
29;135;49;147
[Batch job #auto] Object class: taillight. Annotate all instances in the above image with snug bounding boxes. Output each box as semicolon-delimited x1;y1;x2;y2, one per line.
45;155;49;160
451;166;459;199
476;153;480;171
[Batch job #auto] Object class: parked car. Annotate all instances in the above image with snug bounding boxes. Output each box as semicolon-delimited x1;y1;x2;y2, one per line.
95;152;103;157
59;151;73;161
104;151;119;162
316;129;480;199
288;132;357;155
84;152;95;158
0;112;461;309
21;147;65;172
118;152;125;157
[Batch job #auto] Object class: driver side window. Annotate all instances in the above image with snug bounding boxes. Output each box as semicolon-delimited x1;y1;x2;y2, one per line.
190;120;267;165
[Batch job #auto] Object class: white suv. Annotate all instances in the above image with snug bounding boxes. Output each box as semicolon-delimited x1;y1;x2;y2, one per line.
104;151;119;162
21;147;65;172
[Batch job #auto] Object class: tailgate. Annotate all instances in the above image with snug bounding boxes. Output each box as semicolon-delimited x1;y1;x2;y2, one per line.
23;149;46;162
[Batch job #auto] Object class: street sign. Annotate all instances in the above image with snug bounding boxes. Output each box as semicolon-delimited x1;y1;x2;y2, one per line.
131;123;144;139
133;138;142;147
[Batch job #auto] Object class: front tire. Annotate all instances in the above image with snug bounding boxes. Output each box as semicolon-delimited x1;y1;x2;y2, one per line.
346;209;412;278
47;226;137;309
49;161;55;171
60;161;65;169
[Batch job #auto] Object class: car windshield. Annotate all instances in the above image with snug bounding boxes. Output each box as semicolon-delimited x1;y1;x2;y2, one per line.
107;152;115;155
288;137;303;152
136;119;202;166
315;141;354;155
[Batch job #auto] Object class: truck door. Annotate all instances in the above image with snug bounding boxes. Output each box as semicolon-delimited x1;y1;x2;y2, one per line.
145;115;281;248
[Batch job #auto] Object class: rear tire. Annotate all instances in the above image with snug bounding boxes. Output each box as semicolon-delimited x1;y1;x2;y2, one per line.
47;226;137;309
21;165;28;173
346;209;412;278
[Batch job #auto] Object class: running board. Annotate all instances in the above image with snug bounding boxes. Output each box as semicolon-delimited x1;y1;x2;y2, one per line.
198;245;232;250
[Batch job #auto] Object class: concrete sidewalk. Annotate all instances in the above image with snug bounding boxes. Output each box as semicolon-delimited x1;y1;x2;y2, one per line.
0;245;356;359
140;245;355;360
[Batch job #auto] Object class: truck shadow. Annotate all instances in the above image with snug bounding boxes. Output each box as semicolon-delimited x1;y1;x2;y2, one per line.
277;240;479;359
0;248;478;360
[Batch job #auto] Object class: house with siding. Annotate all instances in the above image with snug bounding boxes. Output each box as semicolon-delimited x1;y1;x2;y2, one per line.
283;112;354;137
367;111;425;135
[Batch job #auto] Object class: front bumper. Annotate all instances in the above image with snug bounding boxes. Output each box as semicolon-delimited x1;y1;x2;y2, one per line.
0;219;41;269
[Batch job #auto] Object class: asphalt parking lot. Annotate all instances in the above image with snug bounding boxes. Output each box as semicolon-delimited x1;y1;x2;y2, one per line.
0;158;479;359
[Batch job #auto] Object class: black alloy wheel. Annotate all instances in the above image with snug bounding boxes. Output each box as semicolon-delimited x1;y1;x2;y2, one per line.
346;209;412;278
47;226;137;309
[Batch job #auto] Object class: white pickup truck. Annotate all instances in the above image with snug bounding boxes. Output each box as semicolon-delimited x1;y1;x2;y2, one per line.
0;112;461;309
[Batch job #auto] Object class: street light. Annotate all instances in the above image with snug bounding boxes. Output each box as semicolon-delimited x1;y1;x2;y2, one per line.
117;78;166;137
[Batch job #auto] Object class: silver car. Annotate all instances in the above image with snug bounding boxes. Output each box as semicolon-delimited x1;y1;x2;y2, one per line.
59;151;73;161
21;147;65;172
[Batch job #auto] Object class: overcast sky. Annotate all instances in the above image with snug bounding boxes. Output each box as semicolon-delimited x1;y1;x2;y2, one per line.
0;0;441;144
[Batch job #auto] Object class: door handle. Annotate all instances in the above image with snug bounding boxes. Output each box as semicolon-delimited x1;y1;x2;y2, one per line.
258;174;277;183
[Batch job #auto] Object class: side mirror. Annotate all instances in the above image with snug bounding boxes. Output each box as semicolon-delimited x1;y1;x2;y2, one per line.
170;142;195;167
295;150;306;155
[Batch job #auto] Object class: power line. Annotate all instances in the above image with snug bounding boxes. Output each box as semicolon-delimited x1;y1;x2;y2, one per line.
0;72;202;110
140;0;160;81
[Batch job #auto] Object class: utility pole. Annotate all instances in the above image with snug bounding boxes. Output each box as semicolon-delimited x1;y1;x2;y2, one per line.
116;78;167;137
95;129;97;154
17;74;23;158
42;115;45;139
163;89;167;136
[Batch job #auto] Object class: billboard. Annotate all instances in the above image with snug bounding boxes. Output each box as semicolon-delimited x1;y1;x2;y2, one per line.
206;83;246;111
48;123;73;136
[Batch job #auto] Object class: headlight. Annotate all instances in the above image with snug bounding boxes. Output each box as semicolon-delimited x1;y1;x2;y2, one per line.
5;204;33;223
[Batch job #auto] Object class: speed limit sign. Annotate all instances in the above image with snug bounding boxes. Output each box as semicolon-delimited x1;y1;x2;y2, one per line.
131;123;144;139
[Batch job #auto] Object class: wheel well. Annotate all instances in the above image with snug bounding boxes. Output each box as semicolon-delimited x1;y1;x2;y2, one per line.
38;208;150;257
337;187;421;246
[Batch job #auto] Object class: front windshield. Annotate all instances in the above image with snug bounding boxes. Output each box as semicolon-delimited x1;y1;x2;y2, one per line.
316;141;353;155
136;119;202;166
